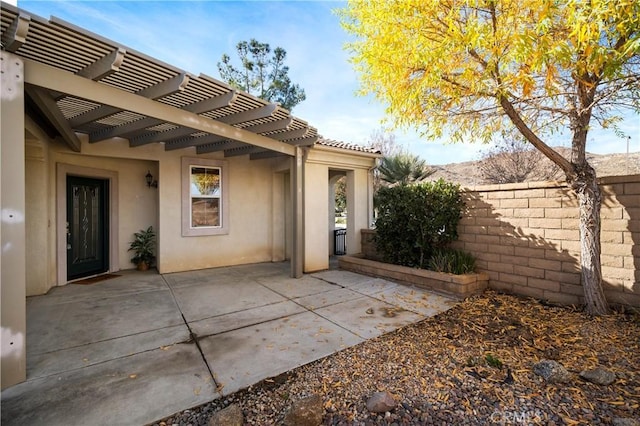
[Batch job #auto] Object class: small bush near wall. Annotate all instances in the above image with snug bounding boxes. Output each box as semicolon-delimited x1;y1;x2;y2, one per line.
429;248;476;274
375;179;466;268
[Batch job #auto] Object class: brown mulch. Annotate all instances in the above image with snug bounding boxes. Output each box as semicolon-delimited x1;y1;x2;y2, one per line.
155;290;640;425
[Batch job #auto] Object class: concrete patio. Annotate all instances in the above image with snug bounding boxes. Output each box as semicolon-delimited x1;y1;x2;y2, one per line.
1;262;457;425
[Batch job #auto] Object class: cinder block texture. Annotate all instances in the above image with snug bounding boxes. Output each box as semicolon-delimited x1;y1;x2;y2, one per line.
361;175;639;309
459;176;640;308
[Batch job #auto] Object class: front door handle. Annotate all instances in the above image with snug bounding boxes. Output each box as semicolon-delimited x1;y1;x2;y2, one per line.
66;221;72;250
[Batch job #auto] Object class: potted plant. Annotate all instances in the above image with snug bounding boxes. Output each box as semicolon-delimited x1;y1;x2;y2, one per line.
128;226;156;271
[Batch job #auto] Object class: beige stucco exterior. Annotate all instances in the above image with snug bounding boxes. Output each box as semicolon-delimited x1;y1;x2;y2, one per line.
0;53;379;389
16;111;304;289
304;147;376;271
22;130;379;294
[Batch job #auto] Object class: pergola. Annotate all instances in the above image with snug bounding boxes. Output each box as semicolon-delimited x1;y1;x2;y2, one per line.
1;3;318;277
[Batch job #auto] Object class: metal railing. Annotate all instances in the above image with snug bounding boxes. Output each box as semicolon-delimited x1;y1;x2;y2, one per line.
334;229;347;255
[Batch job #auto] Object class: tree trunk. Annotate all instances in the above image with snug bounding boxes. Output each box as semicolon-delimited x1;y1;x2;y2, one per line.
498;93;610;315
573;170;610;315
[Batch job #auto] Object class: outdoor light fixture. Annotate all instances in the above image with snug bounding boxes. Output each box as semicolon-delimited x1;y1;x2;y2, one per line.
145;170;158;188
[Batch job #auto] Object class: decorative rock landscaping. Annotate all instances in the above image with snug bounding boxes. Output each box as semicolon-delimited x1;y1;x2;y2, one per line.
282;394;324;426
533;359;572;383
580;367;617;386
154;290;640;425
366;391;397;413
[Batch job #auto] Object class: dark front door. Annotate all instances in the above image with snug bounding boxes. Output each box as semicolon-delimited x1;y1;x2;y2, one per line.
67;175;109;280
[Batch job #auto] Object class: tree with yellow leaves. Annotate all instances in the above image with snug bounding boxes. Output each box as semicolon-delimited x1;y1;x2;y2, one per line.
340;0;640;315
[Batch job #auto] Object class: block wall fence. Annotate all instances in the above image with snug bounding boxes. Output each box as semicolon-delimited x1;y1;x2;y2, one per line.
362;174;640;308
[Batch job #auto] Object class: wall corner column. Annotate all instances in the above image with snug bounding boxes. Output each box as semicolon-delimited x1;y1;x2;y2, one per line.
368;166;375;228
1;51;27;389
346;169;368;255
291;147;304;278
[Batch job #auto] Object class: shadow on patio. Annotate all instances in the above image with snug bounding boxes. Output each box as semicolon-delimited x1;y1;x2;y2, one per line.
1;262;457;425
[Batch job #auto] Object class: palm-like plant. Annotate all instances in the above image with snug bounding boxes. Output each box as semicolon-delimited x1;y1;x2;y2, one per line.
378;153;434;186
128;226;156;269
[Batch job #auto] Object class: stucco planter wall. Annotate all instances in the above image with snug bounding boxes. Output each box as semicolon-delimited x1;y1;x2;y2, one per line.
338;254;489;299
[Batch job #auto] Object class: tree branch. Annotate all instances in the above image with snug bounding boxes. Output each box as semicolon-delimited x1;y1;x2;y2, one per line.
440;74;495;97
498;95;574;175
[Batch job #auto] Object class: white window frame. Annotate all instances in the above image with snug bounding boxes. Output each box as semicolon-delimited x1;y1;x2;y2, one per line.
181;157;229;236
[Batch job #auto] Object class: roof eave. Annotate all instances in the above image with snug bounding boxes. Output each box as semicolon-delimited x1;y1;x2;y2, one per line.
312;143;382;159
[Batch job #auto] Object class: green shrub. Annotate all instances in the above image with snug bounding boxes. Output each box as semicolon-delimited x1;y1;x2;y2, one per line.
429;248;476;274
374;179;464;268
485;354;503;369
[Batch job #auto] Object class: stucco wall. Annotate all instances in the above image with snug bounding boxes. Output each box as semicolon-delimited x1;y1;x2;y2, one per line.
346;168;370;256
304;147;376;272
53;152;159;272
157;153;276;273
25;131;50;295
304;161;331;272
271;170;288;263
23;131;160;295
24;130;284;292
23;119;378;292
453;175;640;307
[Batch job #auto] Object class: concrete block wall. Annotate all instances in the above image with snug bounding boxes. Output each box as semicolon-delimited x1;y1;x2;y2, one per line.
453;175;640;308
361;229;383;261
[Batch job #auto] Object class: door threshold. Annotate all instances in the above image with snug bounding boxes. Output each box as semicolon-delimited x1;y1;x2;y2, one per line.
68;272;121;284
67;271;114;284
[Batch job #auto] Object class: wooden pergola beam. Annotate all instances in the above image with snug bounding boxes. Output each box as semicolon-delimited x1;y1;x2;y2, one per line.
23;58;296;156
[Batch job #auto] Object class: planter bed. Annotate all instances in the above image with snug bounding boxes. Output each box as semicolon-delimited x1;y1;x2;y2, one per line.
338;254;488;299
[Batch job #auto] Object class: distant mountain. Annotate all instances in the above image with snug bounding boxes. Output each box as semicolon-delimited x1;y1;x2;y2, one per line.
426;151;640;186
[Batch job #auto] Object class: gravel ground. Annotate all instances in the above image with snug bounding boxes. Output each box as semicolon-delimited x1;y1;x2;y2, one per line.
153;290;640;425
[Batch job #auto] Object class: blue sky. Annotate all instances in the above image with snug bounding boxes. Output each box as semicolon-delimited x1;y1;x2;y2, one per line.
16;0;640;165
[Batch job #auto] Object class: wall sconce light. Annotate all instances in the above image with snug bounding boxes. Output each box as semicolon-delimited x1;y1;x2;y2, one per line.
145;170;158;188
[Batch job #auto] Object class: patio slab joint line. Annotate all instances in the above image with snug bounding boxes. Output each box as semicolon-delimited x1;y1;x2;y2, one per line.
307;275;347;290
161;275;221;391
181;294;311;339
314;273;449;317
255;276;371;340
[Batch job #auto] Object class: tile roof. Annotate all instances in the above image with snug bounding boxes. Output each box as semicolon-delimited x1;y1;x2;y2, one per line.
316;137;381;154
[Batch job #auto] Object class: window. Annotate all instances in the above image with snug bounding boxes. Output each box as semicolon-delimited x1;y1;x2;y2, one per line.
190;166;221;227
182;157;228;236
